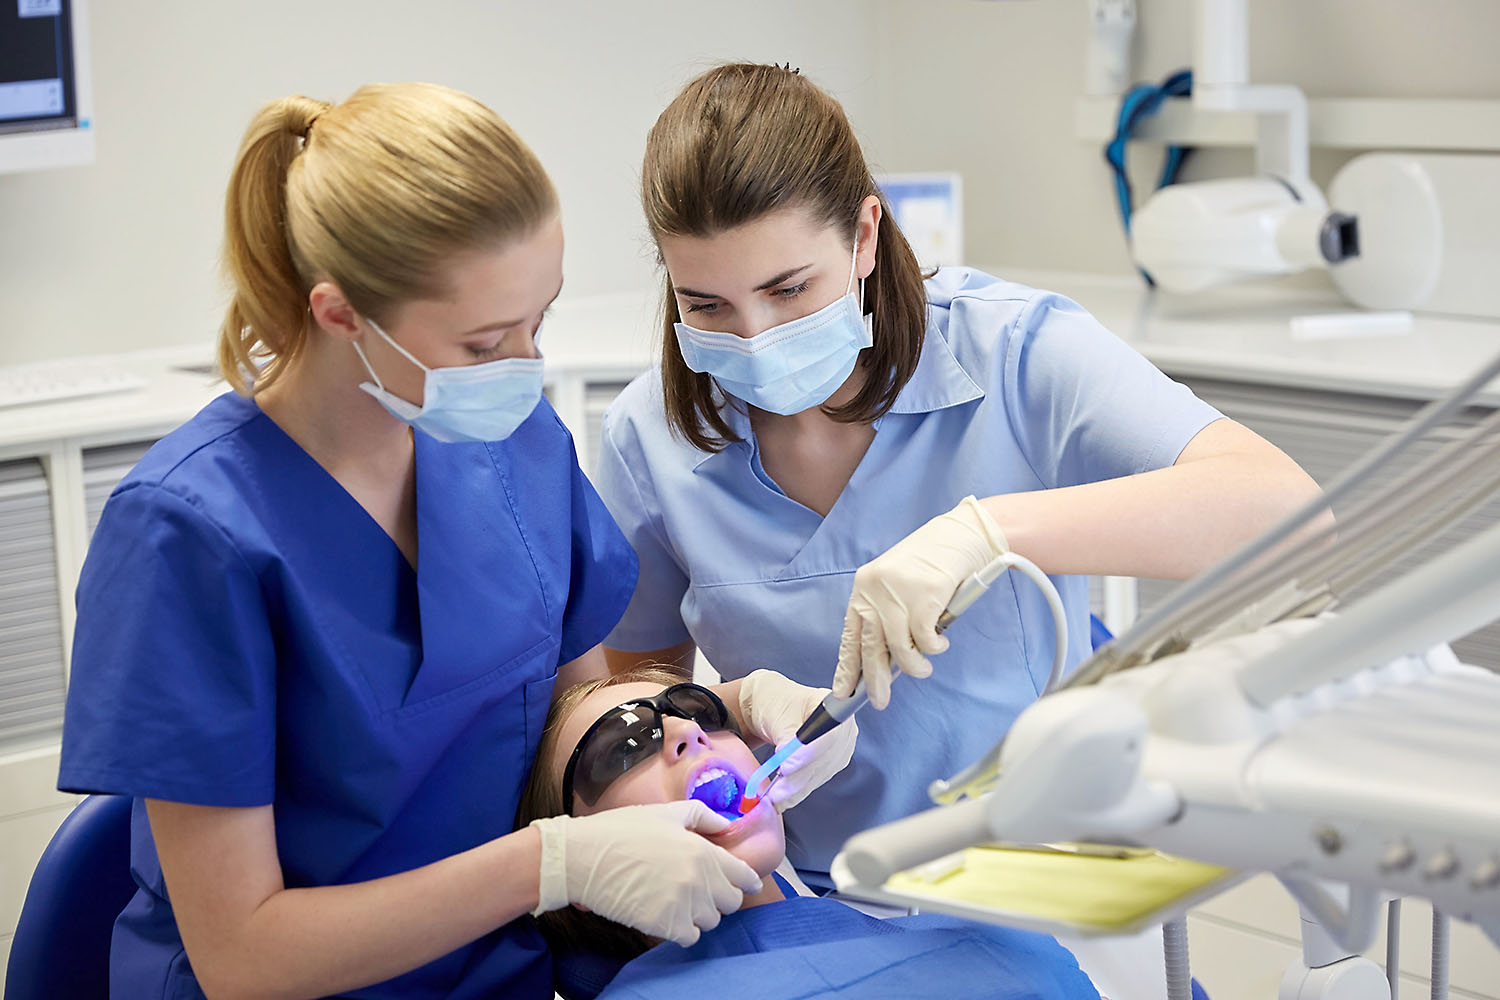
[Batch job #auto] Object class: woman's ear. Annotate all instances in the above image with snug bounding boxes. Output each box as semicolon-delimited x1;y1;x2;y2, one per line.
856;193;882;281
308;281;365;343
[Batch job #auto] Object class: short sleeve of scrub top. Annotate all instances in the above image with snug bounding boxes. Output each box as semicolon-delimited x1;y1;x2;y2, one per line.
987;289;1217;490
58;392;638;1000
593;269;1221;875
58;482;278;804
594;413;692;652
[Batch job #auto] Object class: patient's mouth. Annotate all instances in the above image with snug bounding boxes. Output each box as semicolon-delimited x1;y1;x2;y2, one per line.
687;766;744;820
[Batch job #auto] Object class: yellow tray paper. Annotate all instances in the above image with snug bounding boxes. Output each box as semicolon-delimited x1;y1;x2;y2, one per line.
884;845;1236;933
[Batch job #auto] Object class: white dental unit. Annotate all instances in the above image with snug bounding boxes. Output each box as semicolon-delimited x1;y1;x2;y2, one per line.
835;343;1500;999
832;4;1500;999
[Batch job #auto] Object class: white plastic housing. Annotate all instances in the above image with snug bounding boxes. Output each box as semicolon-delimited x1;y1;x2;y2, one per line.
1328;152;1500;320
1130;177;1333;293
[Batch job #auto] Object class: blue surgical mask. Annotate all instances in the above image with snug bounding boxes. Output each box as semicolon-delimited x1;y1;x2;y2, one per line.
353;319;545;443
673;238;873;416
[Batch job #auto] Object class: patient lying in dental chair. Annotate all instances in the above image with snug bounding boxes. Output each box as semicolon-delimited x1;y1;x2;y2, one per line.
515;667;1102;1000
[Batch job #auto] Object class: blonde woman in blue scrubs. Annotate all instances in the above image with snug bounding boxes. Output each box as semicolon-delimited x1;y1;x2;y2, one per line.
53;82;855;1000
599;64;1322;888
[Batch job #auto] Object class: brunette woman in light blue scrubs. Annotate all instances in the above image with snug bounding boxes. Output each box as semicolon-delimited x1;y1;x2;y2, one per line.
55;83;820;999
599;64;1322;887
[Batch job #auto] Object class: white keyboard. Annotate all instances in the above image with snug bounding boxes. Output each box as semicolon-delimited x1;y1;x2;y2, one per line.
0;361;148;409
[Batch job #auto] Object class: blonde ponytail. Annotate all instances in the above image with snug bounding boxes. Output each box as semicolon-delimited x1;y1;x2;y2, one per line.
217;97;329;393
215;84;556;394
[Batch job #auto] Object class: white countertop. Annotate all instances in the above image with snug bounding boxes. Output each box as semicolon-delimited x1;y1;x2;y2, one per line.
0;292;664;454
5;274;1499;454
996;267;1500;407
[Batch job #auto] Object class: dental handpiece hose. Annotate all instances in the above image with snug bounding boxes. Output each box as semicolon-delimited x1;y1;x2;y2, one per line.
792;578;979;746
740;551;1066;807
797;551;1067;746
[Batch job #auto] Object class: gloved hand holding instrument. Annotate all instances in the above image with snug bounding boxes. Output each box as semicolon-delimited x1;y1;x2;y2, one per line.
739;495;1069;810
738;669;858;813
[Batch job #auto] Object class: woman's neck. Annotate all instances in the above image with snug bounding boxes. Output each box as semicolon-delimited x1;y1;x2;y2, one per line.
255;331;414;475
747;363;875;518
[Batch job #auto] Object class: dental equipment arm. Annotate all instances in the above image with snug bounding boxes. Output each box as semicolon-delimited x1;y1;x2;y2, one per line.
839;618;1500;953
1071;345;1500;686
1236;513;1500;705
800;551;1067;746
835;347;1500;959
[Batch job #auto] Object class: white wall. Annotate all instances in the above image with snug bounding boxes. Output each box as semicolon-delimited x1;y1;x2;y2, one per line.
6;1;1499;365
0;0;881;367
6;2;1500;995
872;0;1500;278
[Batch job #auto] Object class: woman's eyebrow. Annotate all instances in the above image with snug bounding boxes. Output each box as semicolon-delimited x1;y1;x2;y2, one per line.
752;264;813;291
676;264;813;299
456;279;565;336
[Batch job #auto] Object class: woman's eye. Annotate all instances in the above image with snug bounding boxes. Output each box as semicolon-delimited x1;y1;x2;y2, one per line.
684;301;719;314
773;281;810;299
467;343;504;360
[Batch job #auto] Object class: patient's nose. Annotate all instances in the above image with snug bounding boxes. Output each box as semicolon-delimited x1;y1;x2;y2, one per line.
661;714;712;760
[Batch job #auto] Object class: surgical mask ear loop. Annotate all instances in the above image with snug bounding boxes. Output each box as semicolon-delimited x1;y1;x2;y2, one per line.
353;318;431;391
350;341;386;390
848;229;868;328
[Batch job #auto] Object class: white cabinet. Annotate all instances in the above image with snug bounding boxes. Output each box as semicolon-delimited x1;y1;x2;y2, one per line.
0;457;67;750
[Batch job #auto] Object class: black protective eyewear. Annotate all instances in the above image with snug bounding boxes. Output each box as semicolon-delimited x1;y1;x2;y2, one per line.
561;683;740;815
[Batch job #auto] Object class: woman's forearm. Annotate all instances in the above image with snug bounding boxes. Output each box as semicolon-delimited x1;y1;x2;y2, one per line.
982;447;1323;581
236;831;541;999
150;800;542;1000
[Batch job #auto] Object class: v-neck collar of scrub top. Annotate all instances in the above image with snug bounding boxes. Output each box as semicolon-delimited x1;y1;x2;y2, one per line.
250;400;556;711
692;320;985;472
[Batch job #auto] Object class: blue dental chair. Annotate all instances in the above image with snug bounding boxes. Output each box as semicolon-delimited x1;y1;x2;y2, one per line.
5;794;135;1000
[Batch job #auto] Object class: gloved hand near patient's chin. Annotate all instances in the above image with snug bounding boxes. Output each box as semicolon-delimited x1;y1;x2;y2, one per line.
739;669;858;812
832;495;1009;709
530;800;762;947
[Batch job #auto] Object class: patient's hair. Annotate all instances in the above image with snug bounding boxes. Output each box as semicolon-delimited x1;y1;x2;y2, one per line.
516;666;689;962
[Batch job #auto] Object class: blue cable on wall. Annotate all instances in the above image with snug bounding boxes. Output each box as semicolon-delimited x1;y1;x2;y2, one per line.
1104;68;1194;286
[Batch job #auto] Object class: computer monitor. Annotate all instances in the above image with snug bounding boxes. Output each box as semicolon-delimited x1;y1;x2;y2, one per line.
0;0;93;175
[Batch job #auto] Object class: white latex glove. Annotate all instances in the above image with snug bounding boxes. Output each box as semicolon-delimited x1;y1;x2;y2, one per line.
739;668;857;812
832;495;1009;709
530;799;762;946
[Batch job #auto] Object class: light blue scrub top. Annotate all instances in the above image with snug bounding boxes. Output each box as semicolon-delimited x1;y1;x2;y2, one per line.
596;268;1222;878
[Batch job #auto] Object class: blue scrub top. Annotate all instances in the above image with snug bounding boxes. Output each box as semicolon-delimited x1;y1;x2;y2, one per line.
556;874;1098;1000
596;269;1221;879
59;391;637;1000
